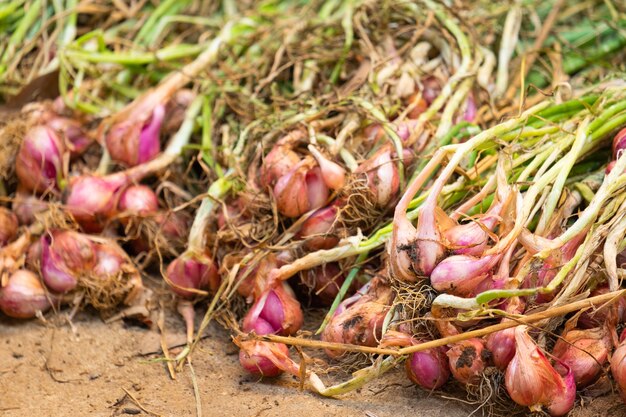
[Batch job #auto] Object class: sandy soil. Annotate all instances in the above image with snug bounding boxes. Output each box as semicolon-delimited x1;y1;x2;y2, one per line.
1;311;625;417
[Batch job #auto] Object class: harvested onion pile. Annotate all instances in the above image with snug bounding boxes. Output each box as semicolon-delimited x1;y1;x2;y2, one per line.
1;0;626;415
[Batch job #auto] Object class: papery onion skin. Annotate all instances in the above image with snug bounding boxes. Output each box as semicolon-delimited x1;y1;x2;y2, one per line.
0;207;19;246
16;126;65;193
321;277;394;357
446;338;489;385
309;147;346;190
552;327;611;387
272;161;329;218
0;269;51;318
505;326;575;416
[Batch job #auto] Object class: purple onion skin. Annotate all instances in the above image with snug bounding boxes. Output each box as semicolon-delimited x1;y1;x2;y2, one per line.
16;126;64;193
0;270;51;318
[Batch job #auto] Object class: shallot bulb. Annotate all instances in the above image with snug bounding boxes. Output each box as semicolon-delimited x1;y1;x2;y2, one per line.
578;286;626;328
300;263;345;305
40;230;96;293
552;327;611;387
16;126;65;193
446;338;489;385
298;204;340;251
162;90;197;132
93;244;125;277
118;185;159;222
355;144;400;208
486;327;516;370
236;254;280;302
0;207;18;246
0;269;51;318
444;198;505;256
321;277;394;357
308;146;346;190
47;116;92;157
613;127;626;158
430;254;500;296
63;174;127;232
238;340;299;377
165;251;220;299
611;337;626;403
413;206;446;277
505;326;576;416
273;159;329;218
105;104;165;166
12;191;47;225
406;344;450;390
260;143;301;188
380;330;450;390
522;231;585;302
242;283;303;336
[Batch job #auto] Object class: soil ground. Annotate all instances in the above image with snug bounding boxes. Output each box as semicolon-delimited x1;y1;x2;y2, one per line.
1;311;625;417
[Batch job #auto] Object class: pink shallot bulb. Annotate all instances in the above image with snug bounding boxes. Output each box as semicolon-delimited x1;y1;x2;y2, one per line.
406;344;450;390
12;191;48;225
242;283;304;336
298;204;340;251
105;104;165;166
355;144;400;208
47;116;92;157
63;174;127;232
238;340;299;377
0;269;51;318
273;159;329;218
505;326;576;416
430;254;500;296
118;185;159;222
308;146;346;190
165;251;220;299
40;230;96;293
552;327;611;387
15;125;65;193
444;198;505;256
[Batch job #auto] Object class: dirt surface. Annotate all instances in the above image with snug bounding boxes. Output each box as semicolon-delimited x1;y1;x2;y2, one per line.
2;312;626;417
